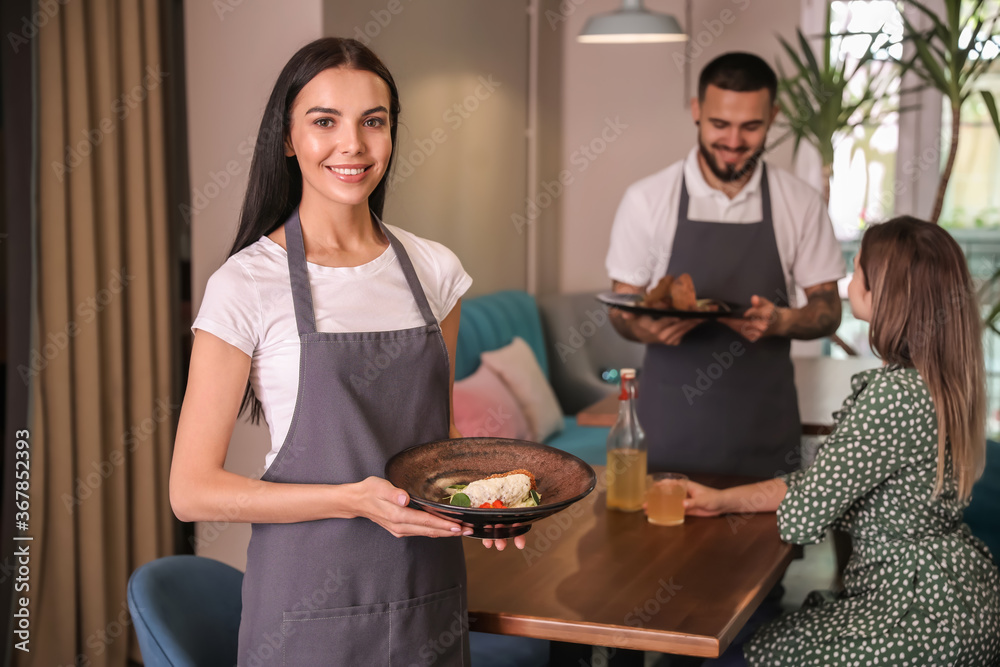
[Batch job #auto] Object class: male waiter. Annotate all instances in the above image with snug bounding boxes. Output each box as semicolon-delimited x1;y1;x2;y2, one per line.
607;52;844;479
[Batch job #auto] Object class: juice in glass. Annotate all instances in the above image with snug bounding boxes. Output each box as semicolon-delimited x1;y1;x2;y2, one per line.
646;473;687;526
606;448;647;512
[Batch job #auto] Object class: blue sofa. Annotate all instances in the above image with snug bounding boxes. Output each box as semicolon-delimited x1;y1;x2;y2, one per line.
456;290;644;466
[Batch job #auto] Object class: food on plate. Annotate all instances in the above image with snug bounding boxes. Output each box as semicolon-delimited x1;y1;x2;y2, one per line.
643;274;674;307
694;298;723;312
639;273;727;313
444;469;541;508
669;273;697;310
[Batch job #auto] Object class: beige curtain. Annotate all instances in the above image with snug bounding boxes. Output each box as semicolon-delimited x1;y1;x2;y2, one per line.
27;1;175;665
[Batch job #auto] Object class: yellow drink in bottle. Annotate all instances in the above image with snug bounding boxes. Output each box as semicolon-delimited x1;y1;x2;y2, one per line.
606;368;647;512
606;448;647;511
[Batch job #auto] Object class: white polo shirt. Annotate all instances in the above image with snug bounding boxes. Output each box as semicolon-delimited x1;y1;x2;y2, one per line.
606;147;845;307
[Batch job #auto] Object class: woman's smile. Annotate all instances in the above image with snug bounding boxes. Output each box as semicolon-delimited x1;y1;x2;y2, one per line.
326;163;375;183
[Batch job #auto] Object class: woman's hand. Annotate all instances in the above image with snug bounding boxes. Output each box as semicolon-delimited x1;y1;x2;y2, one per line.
683;480;729;517
353;477;472;538
481;533;527;551
684;479;786;517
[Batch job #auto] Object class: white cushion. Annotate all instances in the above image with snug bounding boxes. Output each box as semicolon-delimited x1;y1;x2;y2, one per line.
479;337;565;442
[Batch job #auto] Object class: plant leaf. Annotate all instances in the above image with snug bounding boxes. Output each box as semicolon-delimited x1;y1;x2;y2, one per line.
956;16;984;76
798;29;822;82
778;35;809;78
907;0;951;36
983;91;1000;143
910;31;955;98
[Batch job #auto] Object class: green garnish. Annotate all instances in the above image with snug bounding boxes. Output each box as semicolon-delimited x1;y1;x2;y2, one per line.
449;493;471;507
447;484;467;490
529;489;541;506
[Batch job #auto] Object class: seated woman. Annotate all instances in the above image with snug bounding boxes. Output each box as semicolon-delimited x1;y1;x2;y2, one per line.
684;216;1000;666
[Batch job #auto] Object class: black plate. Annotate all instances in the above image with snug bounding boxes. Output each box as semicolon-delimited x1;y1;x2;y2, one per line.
385;437;597;539
595;292;745;319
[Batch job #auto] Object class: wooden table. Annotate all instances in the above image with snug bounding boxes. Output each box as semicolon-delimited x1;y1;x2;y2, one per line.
577;356;882;434
463;467;795;663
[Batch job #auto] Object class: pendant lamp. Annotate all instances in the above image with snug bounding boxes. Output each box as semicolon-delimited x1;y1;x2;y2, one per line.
577;0;687;44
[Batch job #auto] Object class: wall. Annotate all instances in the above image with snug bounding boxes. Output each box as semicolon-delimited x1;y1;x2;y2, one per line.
534;0;568;296
555;0;801;293
325;1;530;297
184;0;324;570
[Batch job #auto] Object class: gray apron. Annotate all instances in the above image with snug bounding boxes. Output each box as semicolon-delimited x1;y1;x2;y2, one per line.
638;165;801;478
237;210;469;667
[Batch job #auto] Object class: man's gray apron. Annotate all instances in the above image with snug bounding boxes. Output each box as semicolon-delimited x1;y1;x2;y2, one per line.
638;165;801;478
237;210;469;666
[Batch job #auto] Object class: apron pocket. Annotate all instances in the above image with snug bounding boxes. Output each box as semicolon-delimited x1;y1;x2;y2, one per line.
279;586;465;667
282;601;390;666
390;585;466;667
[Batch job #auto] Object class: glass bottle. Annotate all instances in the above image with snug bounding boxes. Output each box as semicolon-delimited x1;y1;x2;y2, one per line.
606;368;647;512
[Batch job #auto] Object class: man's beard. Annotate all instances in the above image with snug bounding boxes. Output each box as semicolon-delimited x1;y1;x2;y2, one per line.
697;136;765;183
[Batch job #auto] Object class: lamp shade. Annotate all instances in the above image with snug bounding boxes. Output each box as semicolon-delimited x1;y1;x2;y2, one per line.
578;0;687;44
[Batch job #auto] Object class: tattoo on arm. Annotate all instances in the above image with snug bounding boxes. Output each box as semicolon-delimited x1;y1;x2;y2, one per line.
783;284;842;340
610;280;645;342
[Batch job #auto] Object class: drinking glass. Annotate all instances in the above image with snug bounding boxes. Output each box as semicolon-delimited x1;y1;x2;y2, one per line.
645;473;687;526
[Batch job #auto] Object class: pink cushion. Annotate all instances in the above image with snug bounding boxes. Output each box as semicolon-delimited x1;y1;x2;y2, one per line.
453;364;533;440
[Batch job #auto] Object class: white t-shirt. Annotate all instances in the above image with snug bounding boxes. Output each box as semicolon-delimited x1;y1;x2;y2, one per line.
606;147;845;306
193;225;473;470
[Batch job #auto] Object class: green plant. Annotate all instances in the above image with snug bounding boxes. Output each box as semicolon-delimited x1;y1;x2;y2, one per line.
775;3;900;204
896;0;999;223
984;89;1000;140
848;124;899;221
939;205;1000;228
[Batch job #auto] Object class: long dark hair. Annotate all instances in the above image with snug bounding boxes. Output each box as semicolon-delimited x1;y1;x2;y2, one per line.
232;37;401;422
859;216;985;500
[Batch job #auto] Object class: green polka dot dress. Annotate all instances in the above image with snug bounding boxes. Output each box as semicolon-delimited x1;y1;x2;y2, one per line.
745;365;1000;666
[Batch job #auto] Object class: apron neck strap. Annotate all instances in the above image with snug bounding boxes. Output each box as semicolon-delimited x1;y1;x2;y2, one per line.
284;209;439;337
284;209;317;336
380;222;438;327
679;162;770;221
758;163;772;221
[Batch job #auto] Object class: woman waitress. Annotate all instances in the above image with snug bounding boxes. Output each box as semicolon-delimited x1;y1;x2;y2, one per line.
169;38;515;666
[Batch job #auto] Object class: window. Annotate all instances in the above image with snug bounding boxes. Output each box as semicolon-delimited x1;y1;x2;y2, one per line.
940;64;1000;229
827;1;904;240
823;0;1000;437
